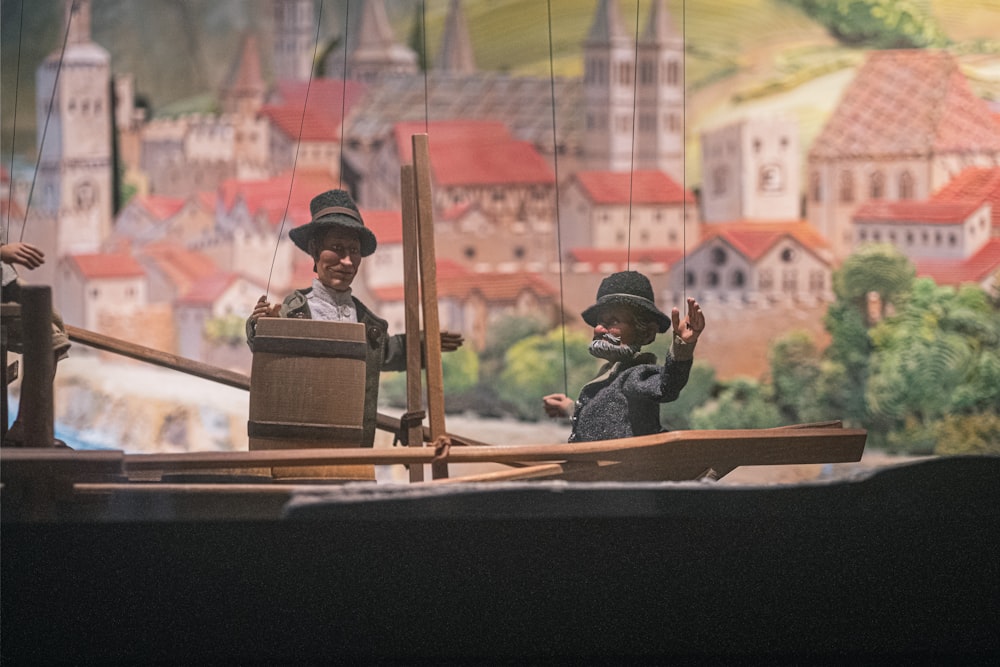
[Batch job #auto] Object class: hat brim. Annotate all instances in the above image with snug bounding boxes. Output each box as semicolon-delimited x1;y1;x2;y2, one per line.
581;294;671;333
289;217;377;257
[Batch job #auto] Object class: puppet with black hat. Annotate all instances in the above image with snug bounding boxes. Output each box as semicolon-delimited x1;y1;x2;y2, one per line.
247;189;463;447
543;270;705;443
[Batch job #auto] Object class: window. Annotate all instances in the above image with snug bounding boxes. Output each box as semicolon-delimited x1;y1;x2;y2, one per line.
667;60;679;86
712;166;729;195
811;173;822;203
839;171;854;203
780;247;796;263
759;269;773;290
809;271;825;291
514;246;526;259
464;246;476;259
899;171;915;200
711;247;727;266
707;271;719;287
782;269;798;292
685;271;696;287
870;171;885;199
731;270;745;287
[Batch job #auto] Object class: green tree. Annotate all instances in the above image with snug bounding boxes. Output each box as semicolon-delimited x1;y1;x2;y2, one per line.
934;412;1000;456
692;378;783;430
660;362;716;431
782;0;949;48
498;327;596;421
866;279;1000;453
203;314;246;347
769;331;824;424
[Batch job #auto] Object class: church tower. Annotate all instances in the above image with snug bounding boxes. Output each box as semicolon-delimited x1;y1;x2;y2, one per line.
435;0;476;75
34;0;113;256
347;0;417;83
583;0;636;172
635;0;684;183
271;0;315;82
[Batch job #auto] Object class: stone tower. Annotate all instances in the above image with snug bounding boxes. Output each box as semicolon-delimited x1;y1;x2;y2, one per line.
583;0;636;172
635;0;684;183
347;0;417;83
34;0;113;259
271;0;316;82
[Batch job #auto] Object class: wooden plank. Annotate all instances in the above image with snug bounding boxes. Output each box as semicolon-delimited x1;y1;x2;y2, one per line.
411;133;448;479
400;163;425;483
121;427;867;482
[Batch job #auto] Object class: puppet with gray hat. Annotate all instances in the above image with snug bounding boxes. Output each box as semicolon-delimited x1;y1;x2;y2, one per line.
543;270;705;443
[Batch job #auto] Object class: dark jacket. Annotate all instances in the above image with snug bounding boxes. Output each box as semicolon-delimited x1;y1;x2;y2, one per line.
569;338;694;443
246;288;407;447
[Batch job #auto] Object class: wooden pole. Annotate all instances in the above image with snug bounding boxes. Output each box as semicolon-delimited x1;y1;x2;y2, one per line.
400;164;425;483
20;286;55;448
411;133;448;479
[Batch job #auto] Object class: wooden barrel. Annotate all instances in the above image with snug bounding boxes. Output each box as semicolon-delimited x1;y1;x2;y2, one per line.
249;318;374;481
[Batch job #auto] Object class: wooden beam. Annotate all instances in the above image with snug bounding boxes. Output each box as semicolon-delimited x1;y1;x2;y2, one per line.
411;133;448;479
400;163;425;483
67;324;251;391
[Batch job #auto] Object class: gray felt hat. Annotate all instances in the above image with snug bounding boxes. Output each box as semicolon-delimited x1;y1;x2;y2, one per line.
288;189;377;257
581;270;672;333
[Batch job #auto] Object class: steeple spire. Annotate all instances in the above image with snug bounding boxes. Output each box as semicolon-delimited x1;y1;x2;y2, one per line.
65;0;93;45
435;0;476;74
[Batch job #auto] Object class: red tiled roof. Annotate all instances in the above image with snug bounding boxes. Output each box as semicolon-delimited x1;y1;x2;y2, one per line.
914;238;1000;286
810;50;1000;160
436;271;558;301
699;220;830;260
572;170;694;205
262;79;367;141
569;247;684;267
67;253;145;279
138;194;187;220
931;166;1000;229
138;242;219;291
393;120;554;186
372;285;405;302
177;271;264;305
853;200;982;225
362;209;403;245
219;169;339;227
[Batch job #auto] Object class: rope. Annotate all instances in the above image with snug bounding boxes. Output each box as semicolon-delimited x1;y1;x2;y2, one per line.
4;0;25;241
682;0;687;303
19;0;76;243
626;0;641;271
337;0;348;189
422;0;429;133
546;0;568;395
265;0;327;298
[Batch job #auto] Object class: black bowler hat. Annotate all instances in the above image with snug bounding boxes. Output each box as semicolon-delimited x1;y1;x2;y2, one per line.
288;189;377;257
581;270;671;333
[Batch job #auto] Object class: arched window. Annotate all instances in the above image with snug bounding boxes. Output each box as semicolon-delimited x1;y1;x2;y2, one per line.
899;171;915;200
839;171;854;203
731;270;745;287
870;171;885;199
811;172;822;203
685;271;696;287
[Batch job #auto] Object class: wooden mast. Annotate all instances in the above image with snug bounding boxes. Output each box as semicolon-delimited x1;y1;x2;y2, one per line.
411;134;449;479
400;164;425;483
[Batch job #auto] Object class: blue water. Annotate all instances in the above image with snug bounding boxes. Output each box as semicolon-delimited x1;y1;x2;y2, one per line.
6;397;121;451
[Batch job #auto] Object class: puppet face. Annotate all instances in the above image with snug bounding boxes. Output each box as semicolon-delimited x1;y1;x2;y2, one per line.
312;228;362;291
591;304;648;347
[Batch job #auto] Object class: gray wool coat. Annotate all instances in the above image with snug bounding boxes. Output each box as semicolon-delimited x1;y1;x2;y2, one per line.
568;336;695;443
